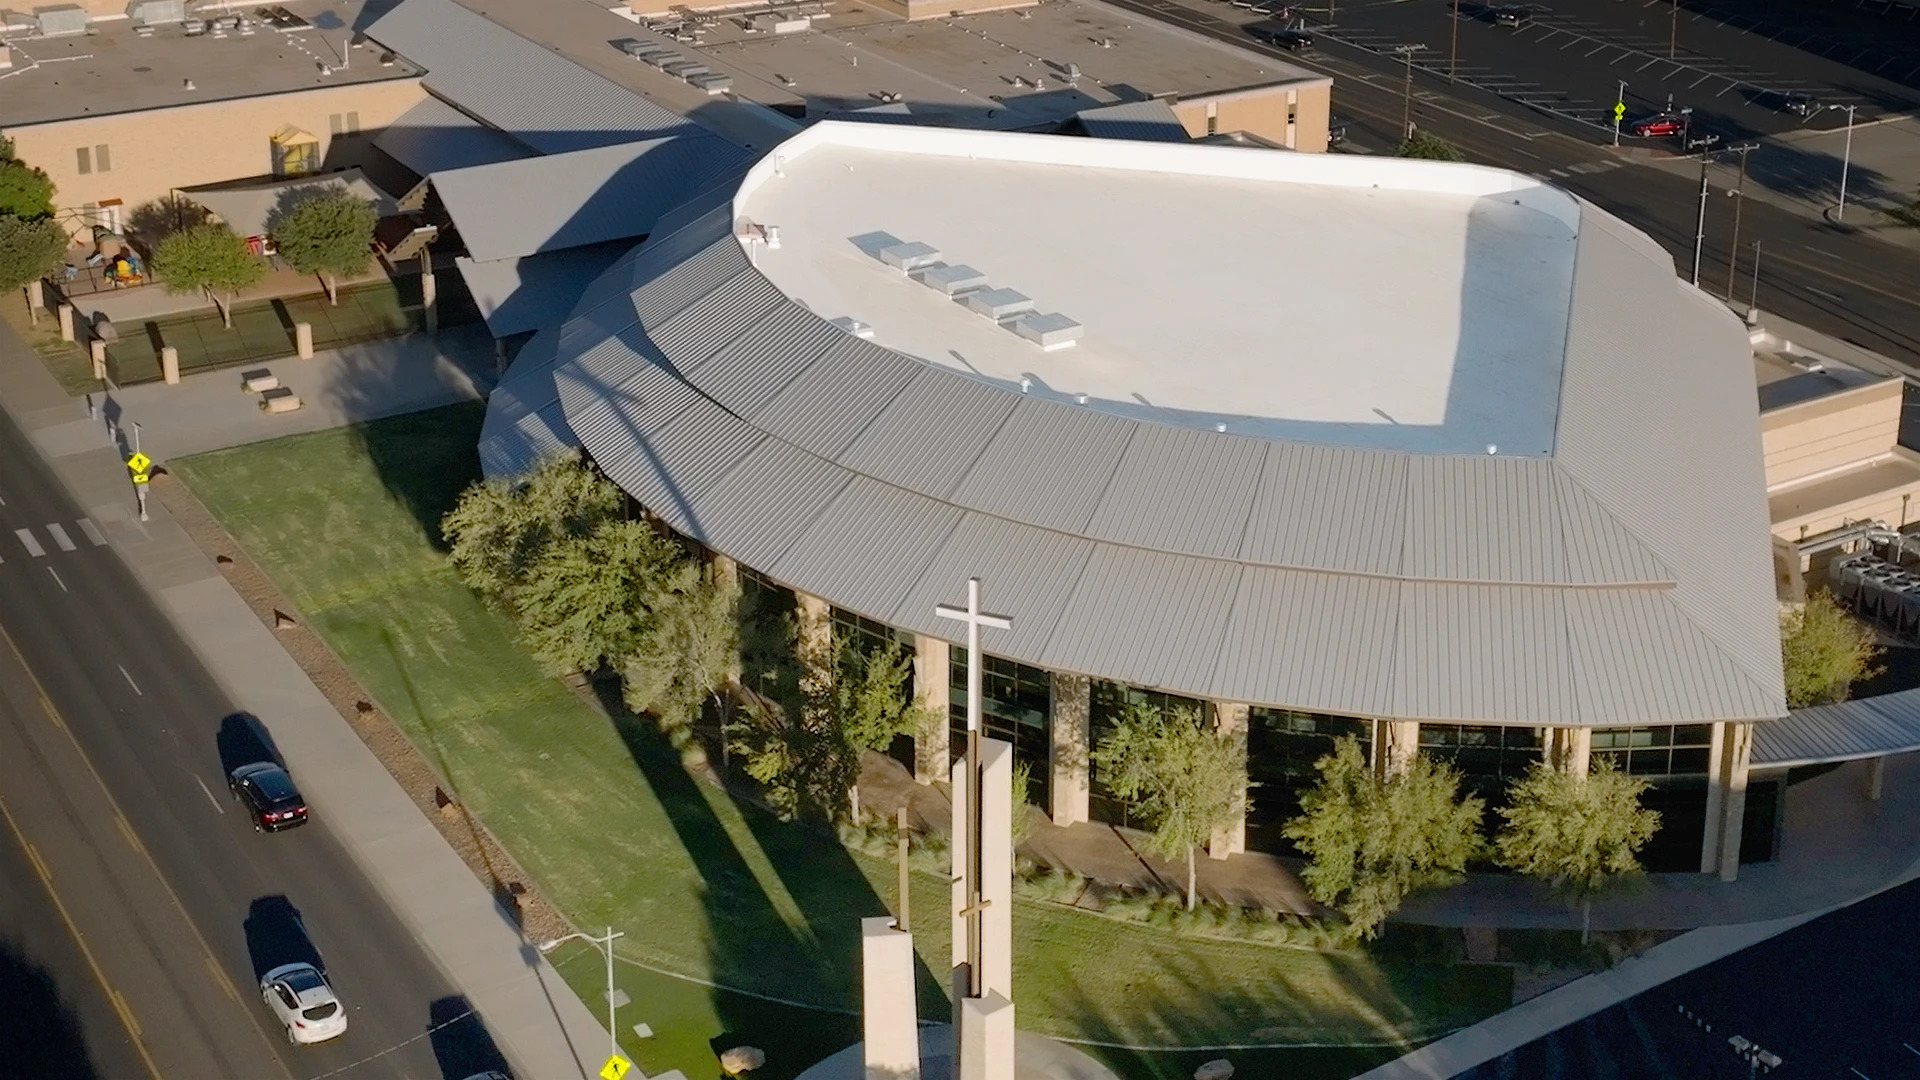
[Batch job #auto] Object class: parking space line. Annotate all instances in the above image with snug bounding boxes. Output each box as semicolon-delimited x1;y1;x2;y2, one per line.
14;529;43;558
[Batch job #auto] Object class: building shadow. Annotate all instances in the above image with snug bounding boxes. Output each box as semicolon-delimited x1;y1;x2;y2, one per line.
427;994;513;1080
0;938;103;1080
342;400;490;553
243;895;324;982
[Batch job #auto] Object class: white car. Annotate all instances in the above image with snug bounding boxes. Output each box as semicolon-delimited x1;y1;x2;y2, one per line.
260;962;348;1044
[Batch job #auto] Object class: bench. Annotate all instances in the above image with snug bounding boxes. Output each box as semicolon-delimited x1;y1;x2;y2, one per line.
241;369;279;393
260;387;302;413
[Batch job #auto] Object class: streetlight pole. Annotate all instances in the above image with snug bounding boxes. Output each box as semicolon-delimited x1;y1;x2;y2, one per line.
1723;143;1757;302
1669;0;1678;59
539;927;627;1064
1394;44;1425;141
1687;135;1724;287
1748;239;1762;323
1613;79;1626;148
1449;0;1459;83
1833;103;1858;221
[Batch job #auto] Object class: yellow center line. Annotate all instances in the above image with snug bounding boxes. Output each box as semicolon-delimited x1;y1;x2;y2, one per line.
0;620;296;1080
0;793;165;1080
205;955;241;1004
24;840;51;883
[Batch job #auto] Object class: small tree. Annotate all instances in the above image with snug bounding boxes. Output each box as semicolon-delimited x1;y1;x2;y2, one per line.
1010;758;1037;848
1397;132;1466;161
623;560;742;742
153;224;264;328
835;638;938;818
1781;590;1883;708
0;159;55;220
1091;701;1248;910
1285;737;1484;940
0;215;67;295
513;516;682;675
1495;759;1659;942
269;189;378;305
441;452;625;612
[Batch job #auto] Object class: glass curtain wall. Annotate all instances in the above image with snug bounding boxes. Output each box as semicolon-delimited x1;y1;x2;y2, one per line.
1245;708;1370;854
833;606;916;770
949;648;1052;809
1589;724;1720;871
1416;723;1546;806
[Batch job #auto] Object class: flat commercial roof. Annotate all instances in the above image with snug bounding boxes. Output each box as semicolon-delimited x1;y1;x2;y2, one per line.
678;0;1321;130
487;123;1787;726
0;0;419;128
742;128;1577;454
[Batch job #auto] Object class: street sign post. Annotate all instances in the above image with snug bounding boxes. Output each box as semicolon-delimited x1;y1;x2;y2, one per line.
127;451;152;521
599;1053;632;1080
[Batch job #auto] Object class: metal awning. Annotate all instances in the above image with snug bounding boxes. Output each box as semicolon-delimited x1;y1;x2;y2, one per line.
182;169;399;240
1752;689;1920;768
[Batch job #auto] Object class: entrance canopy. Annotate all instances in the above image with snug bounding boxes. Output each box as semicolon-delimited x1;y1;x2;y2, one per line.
1752;689;1920;768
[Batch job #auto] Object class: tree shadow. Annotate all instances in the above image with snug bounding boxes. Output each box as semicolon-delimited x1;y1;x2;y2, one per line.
427;994;513;1080
0;938;103;1080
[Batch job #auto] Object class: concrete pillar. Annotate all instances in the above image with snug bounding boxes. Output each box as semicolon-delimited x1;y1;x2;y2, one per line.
420;261;439;336
1548;727;1591;777
1209;701;1249;860
88;339;107;382
26;280;42;325
1702;721;1753;881
1372;719;1420;779
160;345;180;385
294;322;314;359
912;634;952;784
1048;671;1090;826
860;917;921;1080
1869;756;1887;801
58;302;75;342
957;993;1015;1080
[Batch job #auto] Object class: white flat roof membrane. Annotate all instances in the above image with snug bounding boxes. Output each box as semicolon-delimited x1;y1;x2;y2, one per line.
740;136;1579;456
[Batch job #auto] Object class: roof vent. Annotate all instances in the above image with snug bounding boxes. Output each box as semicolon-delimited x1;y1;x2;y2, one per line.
1015;313;1084;351
966;288;1032;321
1486;444;1498;455
1215;423;1227;433
829;316;874;339
919;263;987;296
1020;377;1032;393
878;241;940;271
1075;393;1089;405
183;77;196;90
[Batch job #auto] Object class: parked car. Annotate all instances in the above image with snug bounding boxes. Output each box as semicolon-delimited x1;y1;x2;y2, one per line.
229;762;309;832
1781;91;1819;117
1246;21;1314;49
1489;4;1532;26
260;963;347;1044
1631;112;1687;138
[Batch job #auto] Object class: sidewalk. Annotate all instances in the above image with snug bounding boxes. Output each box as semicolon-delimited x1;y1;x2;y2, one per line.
0;323;615;1080
861;749;1920;933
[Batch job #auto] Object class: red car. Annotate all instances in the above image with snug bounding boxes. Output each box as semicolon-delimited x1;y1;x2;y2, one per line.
1631;113;1686;138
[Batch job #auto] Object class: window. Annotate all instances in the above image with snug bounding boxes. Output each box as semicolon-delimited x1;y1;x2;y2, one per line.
94;144;111;172
1591;725;1714;777
950;649;1052;807
830;606;900;660
75;147;90;175
1245;708;1369;852
329;111;363;137
1418;723;1545;802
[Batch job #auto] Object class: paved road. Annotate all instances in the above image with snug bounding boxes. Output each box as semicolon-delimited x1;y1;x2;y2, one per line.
1454;873;1920;1078
0;400;504;1079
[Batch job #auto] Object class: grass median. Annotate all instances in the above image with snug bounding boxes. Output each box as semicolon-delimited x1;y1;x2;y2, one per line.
173;403;1509;1080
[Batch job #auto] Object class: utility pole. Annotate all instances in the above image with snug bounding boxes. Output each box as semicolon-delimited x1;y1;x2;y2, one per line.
1688;135;1724;287
1394;44;1425;141
1449;0;1460;83
1669;0;1678;59
1747;239;1762;324
1722;142;1758;301
1830;103;1858;221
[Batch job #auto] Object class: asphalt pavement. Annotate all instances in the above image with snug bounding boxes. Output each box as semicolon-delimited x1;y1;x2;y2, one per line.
0;397;495;1078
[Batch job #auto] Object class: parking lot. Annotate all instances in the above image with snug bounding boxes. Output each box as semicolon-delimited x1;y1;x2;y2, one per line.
1308;0;1920;142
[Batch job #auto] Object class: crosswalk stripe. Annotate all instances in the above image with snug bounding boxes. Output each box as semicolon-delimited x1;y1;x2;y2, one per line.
14;529;44;558
77;519;106;547
45;524;75;552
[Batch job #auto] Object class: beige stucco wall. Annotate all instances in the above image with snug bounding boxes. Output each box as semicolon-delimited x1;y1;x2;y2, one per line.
2;77;425;238
1170;78;1332;152
1761;377;1902;489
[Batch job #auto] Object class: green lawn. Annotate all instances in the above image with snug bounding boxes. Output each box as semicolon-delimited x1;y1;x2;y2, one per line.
173;404;1509;1080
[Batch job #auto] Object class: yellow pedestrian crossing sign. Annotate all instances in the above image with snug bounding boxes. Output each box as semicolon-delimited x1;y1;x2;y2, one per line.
126;451;152;484
599;1054;632;1080
1613;101;1626;121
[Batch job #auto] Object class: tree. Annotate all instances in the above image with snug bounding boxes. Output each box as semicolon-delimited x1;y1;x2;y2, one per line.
1781;590;1883;708
1010;758;1036;848
1090;701;1247;910
152;224;264;328
1494;759;1659;942
441;452;626;612
834;638;937;818
623;560;741;741
269;189;377;305
1285;737;1484;940
0;159;55;220
513;516;682;675
0;215;67;295
1397;132;1466;161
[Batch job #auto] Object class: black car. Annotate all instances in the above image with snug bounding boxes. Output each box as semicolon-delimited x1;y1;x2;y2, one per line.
1246;22;1314;49
1490;4;1532;26
1781;92;1819;117
229;762;309;832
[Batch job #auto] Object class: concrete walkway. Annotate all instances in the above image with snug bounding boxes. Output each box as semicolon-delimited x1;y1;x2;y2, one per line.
863;750;1920;933
0;323;613;1080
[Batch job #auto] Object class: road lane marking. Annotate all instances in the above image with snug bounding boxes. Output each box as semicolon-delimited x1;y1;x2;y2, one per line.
47;567;65;592
0;794;164;1080
195;774;225;815
119;665;141;695
114;811;146;856
45;523;75;552
24;841;51;883
78;518;106;546
1807;285;1846;302
205;955;240;1003
14;528;43;557
41;696;63;730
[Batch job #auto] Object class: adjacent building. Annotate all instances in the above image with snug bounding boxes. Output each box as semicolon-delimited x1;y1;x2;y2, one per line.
480;120;1788;876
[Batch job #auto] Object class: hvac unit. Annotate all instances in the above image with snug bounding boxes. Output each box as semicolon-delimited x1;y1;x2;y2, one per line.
33;3;90;36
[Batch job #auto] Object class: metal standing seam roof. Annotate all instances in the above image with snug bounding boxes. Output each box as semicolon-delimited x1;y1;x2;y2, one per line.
1075;100;1192;143
512;128;1786;727
455;240;636;338
363;0;710;153
430;138;753;263
1753;690;1920;767
372;94;538;177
